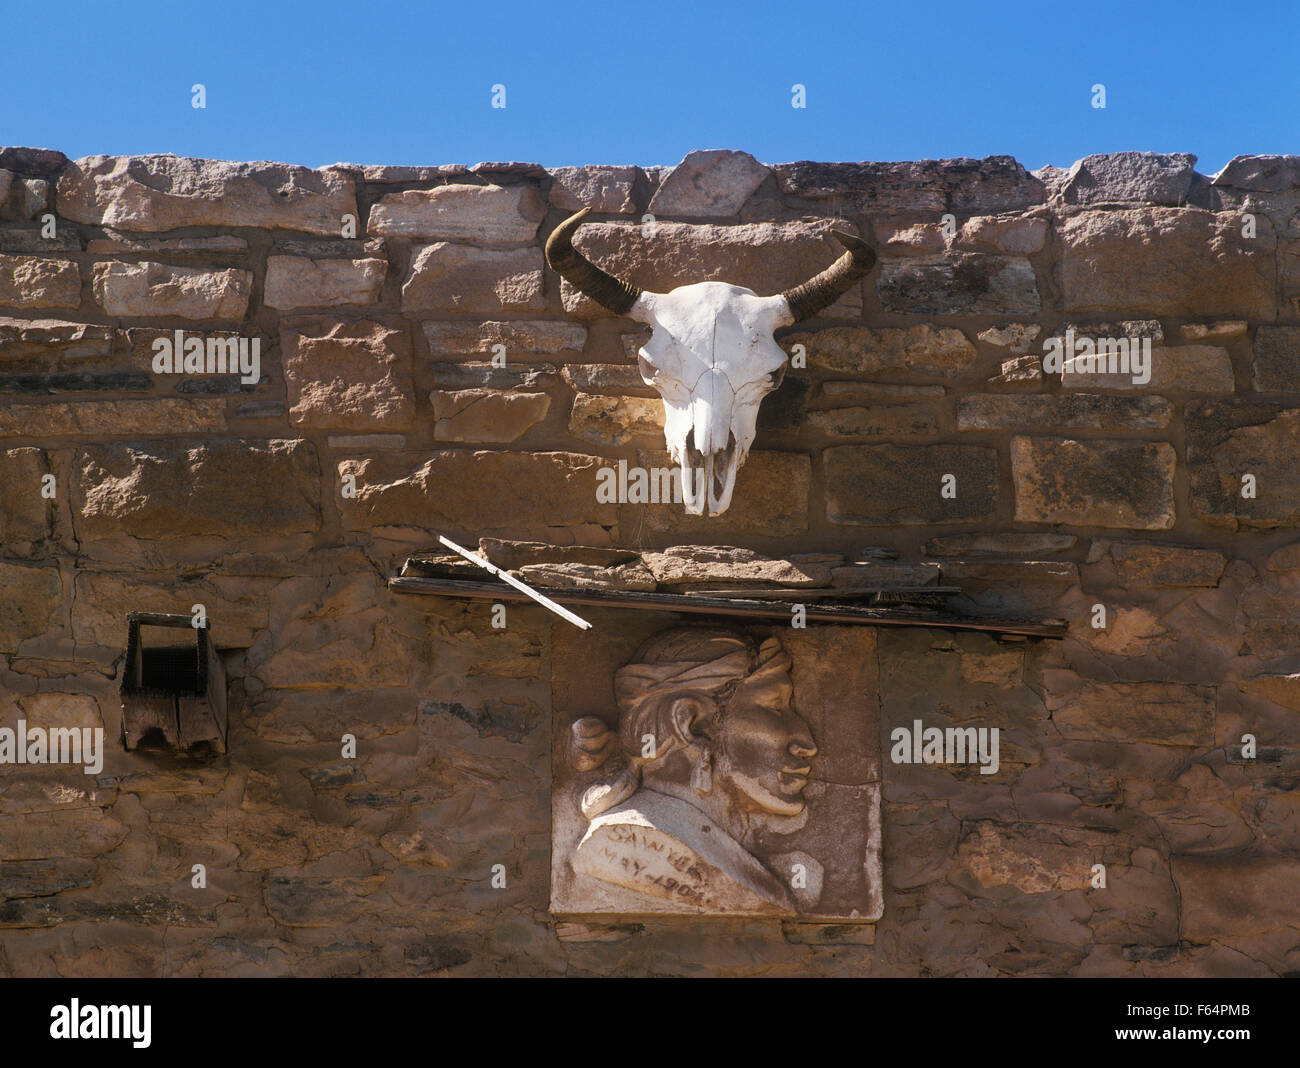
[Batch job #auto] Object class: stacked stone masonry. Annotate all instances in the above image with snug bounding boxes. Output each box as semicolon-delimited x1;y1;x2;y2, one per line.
0;146;1298;975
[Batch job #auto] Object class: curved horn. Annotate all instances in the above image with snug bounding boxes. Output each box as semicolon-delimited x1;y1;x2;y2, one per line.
780;230;877;322
544;208;643;316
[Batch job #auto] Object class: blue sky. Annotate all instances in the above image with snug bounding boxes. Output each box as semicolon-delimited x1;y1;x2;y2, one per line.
6;0;1296;175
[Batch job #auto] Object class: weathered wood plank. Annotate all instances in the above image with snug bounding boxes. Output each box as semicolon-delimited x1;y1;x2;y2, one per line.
388;576;1067;637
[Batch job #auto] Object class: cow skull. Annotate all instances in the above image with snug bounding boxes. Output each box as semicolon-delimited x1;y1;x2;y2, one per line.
546;209;875;515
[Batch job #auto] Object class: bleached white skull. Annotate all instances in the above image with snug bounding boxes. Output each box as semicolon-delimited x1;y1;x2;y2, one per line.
547;209;875;515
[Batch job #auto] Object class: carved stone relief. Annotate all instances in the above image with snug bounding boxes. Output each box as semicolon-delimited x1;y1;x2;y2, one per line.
551;618;882;920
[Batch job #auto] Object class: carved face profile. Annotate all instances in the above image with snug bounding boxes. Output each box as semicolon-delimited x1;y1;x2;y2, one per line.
569;626;818;914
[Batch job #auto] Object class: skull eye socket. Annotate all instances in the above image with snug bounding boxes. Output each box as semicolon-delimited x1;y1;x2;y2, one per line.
638;353;658;381
769;363;788;390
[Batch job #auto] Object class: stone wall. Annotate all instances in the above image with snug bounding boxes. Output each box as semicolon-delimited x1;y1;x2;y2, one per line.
1;146;1297;976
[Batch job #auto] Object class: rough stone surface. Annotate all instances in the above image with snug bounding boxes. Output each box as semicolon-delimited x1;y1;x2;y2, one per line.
428;363;557;391
431;389;550;442
825;444;998;525
556;221;863;318
367;184;545;242
402;244;544;313
549;166;639;214
807;403;939;437
877;255;1039;316
784;325;976;377
924;532;1077;556
958;394;1172;430
58;155;357;234
1060;208;1275;318
0;256;80;308
640;547;833;588
1058;345;1234;393
647;150;770;218
339;451;615;532
1045;677;1215;746
568;394;663;444
92;262;250;319
1252;326;1300;392
423;320;586;356
57;154;356;233
264;257;386;310
1187;401;1300;529
516;561;655;591
560;364;656;395
280;319;414;430
978;323;1040;353
1011;437;1175;529
75;439;321;538
773;157;1043;214
0;447;52;547
1061;152;1198;206
0;563;60;651
627;450;809;536
1086;539;1226;588
0;399;227;438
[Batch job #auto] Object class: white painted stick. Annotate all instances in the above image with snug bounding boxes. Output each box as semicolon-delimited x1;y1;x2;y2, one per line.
437;535;593;631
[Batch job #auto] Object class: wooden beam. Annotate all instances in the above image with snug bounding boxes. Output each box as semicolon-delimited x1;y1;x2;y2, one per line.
388;576;1067;638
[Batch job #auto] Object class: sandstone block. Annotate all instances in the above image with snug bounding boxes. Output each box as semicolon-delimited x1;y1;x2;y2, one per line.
549;165;639;214
339;450;616;531
0;317;111;359
640;546;833;587
625;449;809;536
92;261;251;319
1058;345;1233;393
647;150;770;217
57;155;357;234
367;183;544;242
1061;152;1198;205
1252;326;1300;392
1174;856;1300;942
924;532;1077;556
1011;437;1175;529
264;256;386;310
280;318;414;430
1046;678;1215;745
958;394;1172;430
568;393;663;444
1060;207;1275;319
978;323;1041;353
825;444;998;525
0;255;80;308
423;319;586;355
773;157;1043;214
560;364;655;395
76;439;322;538
806;403;939;437
877;254;1039;316
0;447;52;546
0;563;60;651
0;399;226;438
954;214;1048;254
1187;400;1300;529
402;243;544;313
783;324;976;377
1085;539;1227;588
431;389;550;442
